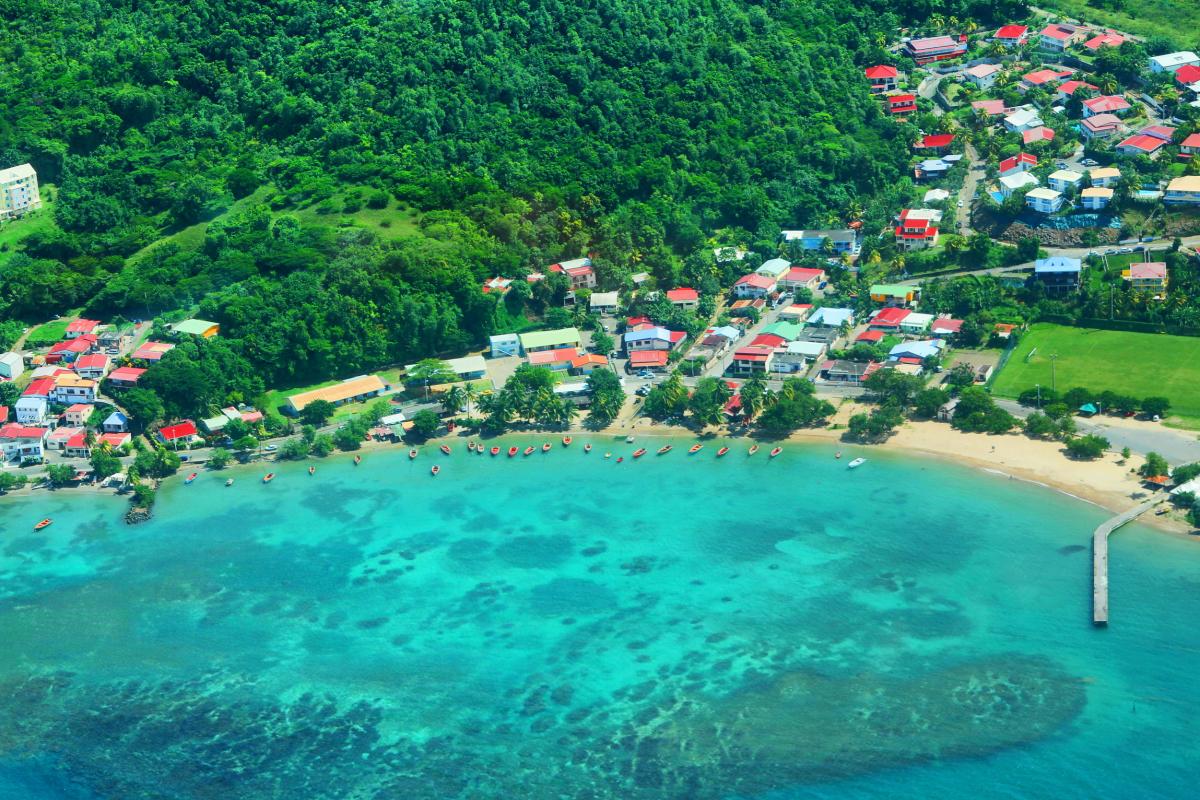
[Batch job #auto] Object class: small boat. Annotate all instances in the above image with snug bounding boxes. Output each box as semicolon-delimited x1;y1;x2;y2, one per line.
616;457;624;463
34;519;52;531
262;473;275;483
632;448;647;459
562;436;572;447
688;444;703;454
491;446;500;456
769;447;782;458
604;452;612;459
440;444;451;456
716;446;729;457
524;446;536;456
748;444;759;455
308;466;315;476
431;465;440;476
225;478;234;487
626;435;635;443
848;457;866;469
353;455;362;465
409;449;418;459
541;442;551;453
835;451;842;459
184;472;198;484
657;445;672;455
584;443;592;453
508;446;519;457
467;441;476;452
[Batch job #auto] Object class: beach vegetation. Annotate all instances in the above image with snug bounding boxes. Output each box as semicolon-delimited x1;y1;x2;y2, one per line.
131;483;157;508
0;472;29;493
279;439;311;460
585;370;626;427
89;450;122;480
758;379;836;436
688;378;734;429
207;448;232;470
310;435;335;458
952;388;1018;434
409;410;442;441
44;464;77;487
1023;412;1073;441
1141;397;1171;419
642;374;689;422
299;400;336;427
1139;452;1171;479
913;388;951;419
1171;462;1200;484
738;374;769;422
232;435;260;456
845;405;904;443
1064;434;1111;460
863;370;926;410
133;446;181;479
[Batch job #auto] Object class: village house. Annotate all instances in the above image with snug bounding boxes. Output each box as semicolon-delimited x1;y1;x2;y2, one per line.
730;345;775;375
589;290;620;315
899;312;934;335
442;356;487;381
999;152;1038;176
1026;187;1064;213
869;307;911;332
1174;65;1200;89
971;99;1008;117
0;423;47;462
157;420;200;447
22;377;55;400
285;374;387;414
132;341;175;362
103;411;129;433
772;340;827;373
1116;134;1167;158
1023;127;1055;146
47;336;95;363
64;432;92;459
885;93;917;116
733;273;777;299
915;133;955;153
72;353;110;380
64;319;100;339
1032;257;1083;293
1164;176;1200;205
1089;167;1122;187
1084;31;1125;51
98;431;131;450
570;354;609;375
0;352;22;380
481;277;513;295
780;228;858;255
628;350;669;372
1082;95;1131;117
893;209;940;252
1149;51;1200;74
807;307;854;329
888;339;944;362
755;258;791;281
1081;113;1124;140
1080;187;1113;210
819;359;882;385
856;330;884;345
527;347;579;371
930;318;964;339
760;321;804;342
1038;23;1082;52
869;284;921;308
106;366;146;388
1123;262;1168;292
0;163;41;219
1179;133;1200;159
201;406;266;434
778;303;813;323
46;426;83;452
63;403;91;427
993;24;1028;47
1056;79;1097;100
624;326;684;352
488;333;521;358
518;328;581;354
1004;107;1044;133
547;258;596;289
665;287;699;310
727;299;766;322
914;158;951;181
15;396;47;425
904;35;968;64
170;318;221;338
964;63;1001;90
864;64;899;93
50;373;96;405
1020;69;1071;92
778;267;824;293
1047;169;1084;193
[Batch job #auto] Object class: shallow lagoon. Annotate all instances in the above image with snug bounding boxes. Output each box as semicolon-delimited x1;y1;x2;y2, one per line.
0;440;1197;799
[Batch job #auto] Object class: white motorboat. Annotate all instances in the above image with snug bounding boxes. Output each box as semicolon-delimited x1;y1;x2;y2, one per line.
847;457;866;469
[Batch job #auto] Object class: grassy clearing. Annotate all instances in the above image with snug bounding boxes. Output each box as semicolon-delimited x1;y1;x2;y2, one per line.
25;318;70;344
1039;0;1200;43
991;323;1200;422
127;186;274;265
294;189;423;241
0;186;60;266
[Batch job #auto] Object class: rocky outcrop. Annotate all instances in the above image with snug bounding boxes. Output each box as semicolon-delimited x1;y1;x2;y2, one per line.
124;506;152;525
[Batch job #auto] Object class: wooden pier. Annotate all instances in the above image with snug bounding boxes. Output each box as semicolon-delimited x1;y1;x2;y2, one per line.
1092;498;1162;626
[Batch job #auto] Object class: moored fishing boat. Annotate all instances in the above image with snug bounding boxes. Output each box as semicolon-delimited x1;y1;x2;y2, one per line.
467;441;476;452
688;444;703;454
616;456;624;463
748;444;759;455
541;442;551;452
409;449;418;459
657;445;672;455
440;444;451;456
225;478;234;487
769;447;782;458
184;472;198;484
524;446;536;456
632;448;647;459
848;457;866;469
604;452;612;459
431;465;440;476
562;436;572;447
354;455;362;465
308;465;315;475
716;446;729;457
33;518;52;531
262;473;275;483
584;443;592;453
626;435;635;443
835;451;842;459
491;446;501;456
508;446;519;457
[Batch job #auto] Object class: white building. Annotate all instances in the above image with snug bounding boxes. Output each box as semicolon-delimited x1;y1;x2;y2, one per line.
0;163;41;220
589;291;620;315
772;340;827;373
0;352;23;380
1149;51;1200;74
1026;187;1064;213
964;63;1001;90
1080;187;1113;210
15;396;47;425
489;333;521;358
999;172;1039;198
0;424;47;462
756;258;792;280
1047;170;1084;193
1003;107;1044;133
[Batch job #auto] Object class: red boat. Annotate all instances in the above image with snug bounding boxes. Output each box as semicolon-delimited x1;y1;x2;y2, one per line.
184;472;198;484
491;446;501;456
769;447;782;458
524;446;535;456
562;436;572;447
508;446;519;457
616;457;624;463
431;465;440;476
688;444;703;455
409;449;418;459
541;442;551;452
262;473;275;483
716;446;729;457
34;518;52;531
632;448;647;459
440;444;451;456
657;445;672;455
748;444;759;456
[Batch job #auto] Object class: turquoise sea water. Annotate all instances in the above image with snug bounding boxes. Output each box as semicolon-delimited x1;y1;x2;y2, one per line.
0;438;1198;799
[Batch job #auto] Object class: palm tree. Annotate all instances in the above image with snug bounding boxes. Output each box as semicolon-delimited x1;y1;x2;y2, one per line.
441;385;466;416
463;383;479;417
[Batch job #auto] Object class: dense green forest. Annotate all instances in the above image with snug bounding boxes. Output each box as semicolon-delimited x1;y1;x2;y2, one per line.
0;0;1025;389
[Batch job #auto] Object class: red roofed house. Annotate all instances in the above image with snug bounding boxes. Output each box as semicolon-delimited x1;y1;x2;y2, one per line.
1180;133;1200;158
864;65;899;94
107;366;147;388
856;330;885;344
22;377;56;399
1056;80;1097;99
47;336;95;363
1174;64;1200;87
1116;134;1168;158
1023;127;1055;146
63;403;92;427
157;420;199;446
0;423;48;462
930;318;964;338
1038;23;1082;52
1083;95;1131;117
1081;113;1125;140
1084;31;1125;51
547;258;596;290
0;406;7;423
999;153;1038;176
527;347;580;370
904;35;968;65
778;267;824;292
750;333;787;350
628;350;669;371
132;341;175;362
1020;68;1072;91
73;353;110;380
569;354;609;375
972;99;1008;116
64;318;100;339
665;287;699;310
894;210;940;252
869;307;912;332
625;315;652;329
1141;125;1176;142
481;277;513;295
916;133;955;152
64;431;92;459
99;432;132;449
730;346;775;376
1123;262;1168;292
886;93;917;116
733;273;777;299
994;24;1029;47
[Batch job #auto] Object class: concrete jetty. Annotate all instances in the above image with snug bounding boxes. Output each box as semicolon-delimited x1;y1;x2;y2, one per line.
1092;497;1162;626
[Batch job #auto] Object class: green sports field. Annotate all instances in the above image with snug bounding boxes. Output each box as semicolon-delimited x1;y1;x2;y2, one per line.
991;323;1200;422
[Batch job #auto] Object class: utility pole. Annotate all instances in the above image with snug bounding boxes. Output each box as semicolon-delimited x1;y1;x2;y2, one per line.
1035;383;1041;409
1049;353;1058;392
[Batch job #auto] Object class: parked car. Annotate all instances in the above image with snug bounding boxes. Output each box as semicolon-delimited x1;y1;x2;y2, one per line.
637;370;655;379
957;199;964;208
635;386;650;397
1081;158;1098;167
264;445;278;452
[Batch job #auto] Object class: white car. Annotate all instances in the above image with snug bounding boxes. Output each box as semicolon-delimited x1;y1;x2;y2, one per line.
957;200;964;208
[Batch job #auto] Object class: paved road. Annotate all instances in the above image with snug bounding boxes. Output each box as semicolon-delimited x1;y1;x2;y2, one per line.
954;141;982;235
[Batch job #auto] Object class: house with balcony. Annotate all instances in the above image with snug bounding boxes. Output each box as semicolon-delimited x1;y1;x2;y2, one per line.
1080;187;1113;210
1047;169;1084;193
999;171;1040;198
993;24;1029;48
885;93;917;116
1081;113;1124;140
1032;257;1082;293
869;284;921;307
0;424;47;462
1164;176;1200;205
904;35;968;65
1149;51;1200;74
964;64;1001;90
1089;167;1121;187
1038;23;1082;52
1026;187;1064;213
999;152;1038;176
781;228;857;255
1082;95;1131;117
0;163;41;219
729;345;775;376
547;258;596;289
1123;262;1168;293
732;273;777;299
864;65;899;93
778;267;824;293
893;210;940;252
